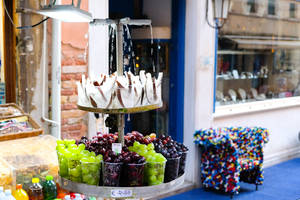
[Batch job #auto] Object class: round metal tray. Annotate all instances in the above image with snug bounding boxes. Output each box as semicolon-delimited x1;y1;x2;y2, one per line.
58;174;185;199
77;104;161;114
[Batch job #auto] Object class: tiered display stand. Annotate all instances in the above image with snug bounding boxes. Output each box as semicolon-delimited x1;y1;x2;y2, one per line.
58;18;185;199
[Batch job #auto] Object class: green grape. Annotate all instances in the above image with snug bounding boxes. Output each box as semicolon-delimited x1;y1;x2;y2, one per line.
82;174;93;182
147;143;154;150
81;157;90;163
69;160;77;169
64;139;76;148
64;150;72;159
140;145;147;151
157;174;164;182
81;166;89;175
78;143;86;151
96;154;103;162
89;155;97;161
148;150;156;155
68;144;78;149
155;154;167;162
152;180;161;185
147;156;155;162
149;175;156;182
89;164;99;173
133;141;140;147
148;168;156;175
90;151;96;157
158;167;165;175
56;144;65;151
81;150;90;157
69;167;81;177
57;140;64;145
128;146;134;152
139;149;147;157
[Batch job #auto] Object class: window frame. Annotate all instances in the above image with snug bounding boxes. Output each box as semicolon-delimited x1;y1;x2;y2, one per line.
214;96;300;118
247;0;256;14
289;3;296;19
2;0;16;103
268;0;276;16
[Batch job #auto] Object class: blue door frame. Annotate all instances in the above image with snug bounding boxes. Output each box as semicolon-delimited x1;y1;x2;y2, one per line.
169;0;186;143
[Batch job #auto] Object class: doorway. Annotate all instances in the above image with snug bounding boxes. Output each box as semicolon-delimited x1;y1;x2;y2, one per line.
109;0;185;142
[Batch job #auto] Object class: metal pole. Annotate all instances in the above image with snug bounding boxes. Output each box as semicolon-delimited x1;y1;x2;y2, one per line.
117;114;125;145
116;21;125;145
51;1;61;139
116;22;124;76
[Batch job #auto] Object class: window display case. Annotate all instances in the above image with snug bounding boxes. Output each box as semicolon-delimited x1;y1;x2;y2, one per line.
215;0;300;107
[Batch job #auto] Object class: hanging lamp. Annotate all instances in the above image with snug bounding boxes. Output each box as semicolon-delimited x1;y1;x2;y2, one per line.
37;0;92;22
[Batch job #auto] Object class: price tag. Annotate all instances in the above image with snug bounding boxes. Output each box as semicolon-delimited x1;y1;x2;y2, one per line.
112;143;122;154
111;189;133;198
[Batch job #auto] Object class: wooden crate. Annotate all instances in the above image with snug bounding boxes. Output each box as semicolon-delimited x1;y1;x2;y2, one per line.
0;103;25;119
0;104;43;141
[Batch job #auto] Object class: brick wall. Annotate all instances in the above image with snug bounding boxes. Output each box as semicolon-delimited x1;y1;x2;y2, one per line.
60;0;89;140
61;64;88;140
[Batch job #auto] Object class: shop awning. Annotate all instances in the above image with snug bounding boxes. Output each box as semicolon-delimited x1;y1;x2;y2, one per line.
223;35;300;50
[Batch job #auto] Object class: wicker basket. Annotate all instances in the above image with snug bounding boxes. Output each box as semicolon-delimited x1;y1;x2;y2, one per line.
0;103;43;141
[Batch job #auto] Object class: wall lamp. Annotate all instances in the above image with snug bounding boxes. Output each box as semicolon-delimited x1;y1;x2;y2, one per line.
37;0;92;22
206;0;231;29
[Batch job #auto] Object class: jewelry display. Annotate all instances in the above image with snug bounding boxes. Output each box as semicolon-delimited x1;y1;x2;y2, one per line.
240;72;247;79
260;66;269;78
216;90;224;102
232;70;239;79
228;89;237;102
250;88;258;99
246;72;253;79
238;88;246;102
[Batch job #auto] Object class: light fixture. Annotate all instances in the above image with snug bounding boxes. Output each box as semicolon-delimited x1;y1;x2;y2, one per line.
206;0;231;29
37;0;92;22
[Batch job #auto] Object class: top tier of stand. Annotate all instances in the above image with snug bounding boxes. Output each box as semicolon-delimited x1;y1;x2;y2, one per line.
79;18;155;146
77;104;162;114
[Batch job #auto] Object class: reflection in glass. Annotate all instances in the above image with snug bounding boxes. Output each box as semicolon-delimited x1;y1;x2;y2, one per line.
216;0;300;106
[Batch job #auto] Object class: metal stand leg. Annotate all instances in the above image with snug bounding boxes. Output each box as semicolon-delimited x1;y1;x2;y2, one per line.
256;184;258;191
117;114;125;146
230;194;234;199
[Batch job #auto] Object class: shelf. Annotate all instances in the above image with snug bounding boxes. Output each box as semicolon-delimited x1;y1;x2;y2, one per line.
77;104;162;114
58;174;185;199
216;77;268;81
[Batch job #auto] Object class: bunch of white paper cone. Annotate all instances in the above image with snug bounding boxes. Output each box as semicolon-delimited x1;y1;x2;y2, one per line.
77;71;163;109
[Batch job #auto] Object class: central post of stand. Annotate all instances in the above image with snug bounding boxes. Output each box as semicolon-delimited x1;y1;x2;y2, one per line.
91;18;152;146
116;22;125;146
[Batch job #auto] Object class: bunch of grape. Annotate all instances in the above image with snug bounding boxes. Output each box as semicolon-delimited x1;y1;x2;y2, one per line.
78;133;118;156
56;139;77;178
153;136;189;180
153;136;188;158
81;151;103;185
56;140;103;184
125;131;156;146
129;141;166;185
122;151;146;164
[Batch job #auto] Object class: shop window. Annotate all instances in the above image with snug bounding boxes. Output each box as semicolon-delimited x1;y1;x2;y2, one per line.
268;0;276;15
247;0;256;13
216;0;300;108
290;3;296;18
